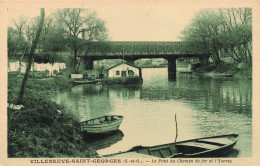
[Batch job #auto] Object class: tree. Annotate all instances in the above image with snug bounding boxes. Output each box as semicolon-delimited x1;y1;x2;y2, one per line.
54;8;108;71
16;8;45;104
180;8;252;67
180;9;223;65
8;17;28;58
8;27;20;57
23;14;67;64
217;8;252;66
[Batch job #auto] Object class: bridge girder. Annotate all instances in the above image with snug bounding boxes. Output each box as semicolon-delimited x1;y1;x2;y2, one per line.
79;41;207;58
80;41;209;77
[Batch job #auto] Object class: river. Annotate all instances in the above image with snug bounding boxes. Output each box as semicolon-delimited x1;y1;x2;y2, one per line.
55;68;252;157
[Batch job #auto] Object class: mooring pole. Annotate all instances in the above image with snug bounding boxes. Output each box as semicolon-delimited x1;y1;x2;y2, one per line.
175;114;178;143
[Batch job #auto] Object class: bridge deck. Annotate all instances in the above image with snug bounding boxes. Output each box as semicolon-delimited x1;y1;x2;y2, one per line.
81;41;206;57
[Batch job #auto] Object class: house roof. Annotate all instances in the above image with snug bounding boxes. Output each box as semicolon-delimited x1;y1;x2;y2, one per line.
106;62;141;71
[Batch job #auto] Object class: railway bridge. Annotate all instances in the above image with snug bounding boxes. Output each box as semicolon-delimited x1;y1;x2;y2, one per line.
80;41;209;78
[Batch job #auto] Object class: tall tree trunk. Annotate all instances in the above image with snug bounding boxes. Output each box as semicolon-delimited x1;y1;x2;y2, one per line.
76;57;82;71
231;47;242;62
18;44;27;72
246;42;252;66
73;47;78;71
224;48;240;62
16;9;45;104
214;49;221;65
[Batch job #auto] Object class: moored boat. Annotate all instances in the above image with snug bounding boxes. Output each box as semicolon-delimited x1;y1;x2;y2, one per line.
102;134;239;158
80;115;123;134
214;73;233;78
73;80;98;84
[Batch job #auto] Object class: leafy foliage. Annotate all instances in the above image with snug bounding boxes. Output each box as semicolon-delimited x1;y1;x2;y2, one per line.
8;27;29;59
180;8;252;67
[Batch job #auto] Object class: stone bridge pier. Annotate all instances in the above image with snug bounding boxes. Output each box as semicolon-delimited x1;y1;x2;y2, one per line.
166;57;177;80
83;57;94;70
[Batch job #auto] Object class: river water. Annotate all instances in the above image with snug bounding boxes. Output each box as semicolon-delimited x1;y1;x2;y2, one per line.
55;68;252;157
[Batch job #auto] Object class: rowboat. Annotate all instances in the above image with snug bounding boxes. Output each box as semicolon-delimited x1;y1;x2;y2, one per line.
103;134;239;158
73;80;98;84
214;73;233;77
80;115;123;134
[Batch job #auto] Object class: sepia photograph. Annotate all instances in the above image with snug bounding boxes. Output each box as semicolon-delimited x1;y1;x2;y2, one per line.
0;0;259;165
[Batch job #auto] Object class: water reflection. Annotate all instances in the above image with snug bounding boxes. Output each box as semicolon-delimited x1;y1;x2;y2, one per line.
55;68;252;157
105;84;142;100
223;149;240;158
83;130;124;150
71;84;103;95
140;72;252;116
56;84;113;121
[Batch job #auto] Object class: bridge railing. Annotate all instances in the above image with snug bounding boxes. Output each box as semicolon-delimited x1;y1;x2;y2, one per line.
85;41;197;56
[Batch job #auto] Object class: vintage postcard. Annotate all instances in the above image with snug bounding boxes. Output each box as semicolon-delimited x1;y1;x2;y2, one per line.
0;0;259;165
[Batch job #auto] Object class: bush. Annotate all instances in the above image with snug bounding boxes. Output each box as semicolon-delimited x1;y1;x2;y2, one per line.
214;62;240;74
194;62;240;74
29;71;48;79
194;63;217;72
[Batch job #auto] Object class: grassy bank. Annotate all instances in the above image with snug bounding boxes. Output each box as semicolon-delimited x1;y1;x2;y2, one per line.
8;71;99;158
194;62;252;78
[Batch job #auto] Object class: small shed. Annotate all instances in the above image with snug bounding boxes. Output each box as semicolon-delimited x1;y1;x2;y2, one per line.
106;62;142;78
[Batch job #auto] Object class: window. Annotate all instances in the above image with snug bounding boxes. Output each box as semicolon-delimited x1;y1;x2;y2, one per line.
128;70;134;76
121;71;126;76
116;71;120;75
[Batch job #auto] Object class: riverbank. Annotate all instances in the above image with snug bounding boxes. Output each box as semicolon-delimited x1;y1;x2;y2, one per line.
194;62;252;79
8;71;99;158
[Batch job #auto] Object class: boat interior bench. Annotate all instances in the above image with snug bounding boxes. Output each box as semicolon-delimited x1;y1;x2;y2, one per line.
198;138;232;145
99;117;106;123
175;141;220;150
112;116;121;120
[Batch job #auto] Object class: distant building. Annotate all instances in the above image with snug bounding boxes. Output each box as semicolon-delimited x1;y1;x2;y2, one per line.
106;62;142;78
105;62;143;84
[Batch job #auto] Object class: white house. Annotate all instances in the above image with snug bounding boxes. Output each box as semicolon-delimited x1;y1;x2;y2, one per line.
106;62;142;78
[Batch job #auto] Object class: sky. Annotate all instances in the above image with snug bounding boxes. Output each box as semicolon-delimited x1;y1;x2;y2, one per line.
95;7;201;41
7;5;202;41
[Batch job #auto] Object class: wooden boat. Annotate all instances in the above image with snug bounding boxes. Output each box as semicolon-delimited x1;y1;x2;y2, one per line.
80;115;123;134
103;134;239;158
73;80;97;85
214;73;233;78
